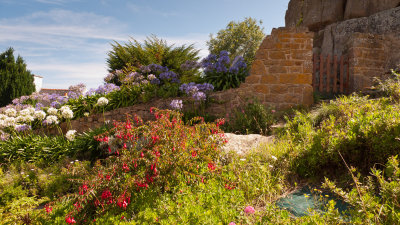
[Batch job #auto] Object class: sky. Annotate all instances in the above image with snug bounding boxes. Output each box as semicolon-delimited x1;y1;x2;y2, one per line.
0;0;290;90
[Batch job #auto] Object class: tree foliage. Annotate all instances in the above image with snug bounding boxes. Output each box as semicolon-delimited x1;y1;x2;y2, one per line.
207;17;265;67
0;48;35;107
106;35;201;84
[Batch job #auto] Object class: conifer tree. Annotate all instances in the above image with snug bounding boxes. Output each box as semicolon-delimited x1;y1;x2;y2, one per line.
0;48;35;107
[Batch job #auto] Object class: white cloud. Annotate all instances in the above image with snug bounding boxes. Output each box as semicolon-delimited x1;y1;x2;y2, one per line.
0;9;210;89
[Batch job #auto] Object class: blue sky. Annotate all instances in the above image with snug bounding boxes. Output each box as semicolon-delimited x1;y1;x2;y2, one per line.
0;0;289;89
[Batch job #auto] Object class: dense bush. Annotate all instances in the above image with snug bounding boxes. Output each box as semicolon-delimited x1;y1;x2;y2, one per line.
202;51;248;91
286;95;400;177
106;36;201;85
0;48;36;107
58;109;227;222
324;155;400;224
222;99;276;135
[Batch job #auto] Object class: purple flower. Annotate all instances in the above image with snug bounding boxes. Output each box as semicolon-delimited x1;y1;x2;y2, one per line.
50;101;60;108
244;206;255;215
170;99;183;110
35;102;44;110
94;83;120;95
150;78;160;85
193;91;206;101
15;124;32;132
159;71;178;80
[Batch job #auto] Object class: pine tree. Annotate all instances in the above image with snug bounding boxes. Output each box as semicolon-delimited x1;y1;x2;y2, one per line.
0;48;35;107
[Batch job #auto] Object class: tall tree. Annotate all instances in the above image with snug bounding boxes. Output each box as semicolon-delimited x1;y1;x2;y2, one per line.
207;17;265;67
0;48;35;107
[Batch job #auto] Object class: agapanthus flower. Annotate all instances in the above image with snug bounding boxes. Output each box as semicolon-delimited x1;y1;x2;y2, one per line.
193;91;206;101
170;99;183;110
97;97;109;107
147;74;156;80
15;124;31;132
47;107;58;115
150;78;160;85
44;115;59;125
66;130;77;141
4;108;17;117
60;106;74;119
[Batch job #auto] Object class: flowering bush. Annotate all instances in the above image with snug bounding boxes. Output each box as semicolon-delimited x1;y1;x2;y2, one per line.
201;50;248;91
60;108;227;222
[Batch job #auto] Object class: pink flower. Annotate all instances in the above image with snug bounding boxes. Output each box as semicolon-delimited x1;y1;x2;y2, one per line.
208;163;216;171
65;216;76;224
45;205;52;214
244;206;255;214
229;222;236;225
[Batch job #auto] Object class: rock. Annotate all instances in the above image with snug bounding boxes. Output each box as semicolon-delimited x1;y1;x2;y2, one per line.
344;0;400;20
285;0;347;31
286;0;400;32
318;7;400;56
221;133;274;155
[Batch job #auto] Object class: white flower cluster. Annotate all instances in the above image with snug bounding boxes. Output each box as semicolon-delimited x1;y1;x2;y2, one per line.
44;115;59;125
65;130;77;141
60;106;74;119
97;97;109;107
47;107;58;115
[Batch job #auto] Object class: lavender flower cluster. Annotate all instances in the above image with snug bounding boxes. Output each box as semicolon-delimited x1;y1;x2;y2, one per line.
201;50;247;75
86;83;120;96
179;82;214;101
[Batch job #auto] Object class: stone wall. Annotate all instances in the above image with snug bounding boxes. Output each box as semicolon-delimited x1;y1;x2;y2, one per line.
240;27;314;109
348;33;400;91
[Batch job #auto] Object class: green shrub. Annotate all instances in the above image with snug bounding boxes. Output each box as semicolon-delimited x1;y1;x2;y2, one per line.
0;135;71;166
286;95;400;177
107;35;201;85
324;155;400;224
223;99;276;135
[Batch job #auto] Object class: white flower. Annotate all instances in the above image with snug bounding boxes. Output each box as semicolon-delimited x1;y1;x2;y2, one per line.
271;155;277;161
60;105;71;112
16;116;25;123
47;107;58;115
97;97;109;107
84;112;89;117
22;115;35;123
147;74;156;80
65;130;77;141
0;114;7;120
5;108;17;117
44;115;58;125
4;117;16;127
61;108;74;119
34;110;46;120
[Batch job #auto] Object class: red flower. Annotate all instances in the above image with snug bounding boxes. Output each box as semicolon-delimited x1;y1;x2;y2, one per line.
45;205;52;214
65;216;76;224
191;151;197;158
123;143;127;149
101;189;112;200
122;163;130;172
208;163;216;171
151;135;160;144
140;152;144;158
125;121;132;129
